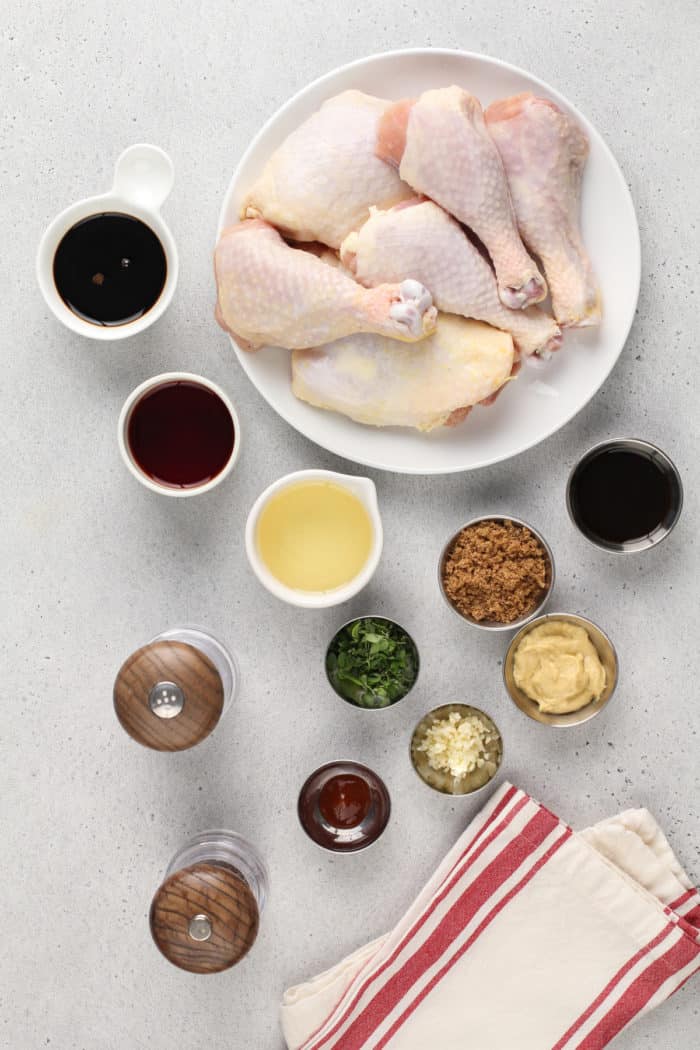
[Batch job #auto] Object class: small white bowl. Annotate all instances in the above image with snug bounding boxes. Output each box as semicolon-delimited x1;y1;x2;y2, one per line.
117;372;240;497
37;144;178;340
245;469;383;609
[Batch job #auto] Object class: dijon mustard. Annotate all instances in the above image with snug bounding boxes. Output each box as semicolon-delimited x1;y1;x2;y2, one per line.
512;620;606;714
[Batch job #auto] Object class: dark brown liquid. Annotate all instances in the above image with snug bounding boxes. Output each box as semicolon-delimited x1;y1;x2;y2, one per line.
569;448;675;545
318;774;371;829
53;212;166;326
127;380;235;489
298;762;390;853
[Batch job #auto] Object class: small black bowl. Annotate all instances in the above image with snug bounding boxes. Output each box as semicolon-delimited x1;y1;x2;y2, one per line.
566;438;683;553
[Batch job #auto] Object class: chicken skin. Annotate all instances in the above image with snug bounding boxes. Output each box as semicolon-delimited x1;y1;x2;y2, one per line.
341;199;561;357
377;87;546;310
214;220;437;350
292;315;515;431
485;93;601;327
242;90;413;249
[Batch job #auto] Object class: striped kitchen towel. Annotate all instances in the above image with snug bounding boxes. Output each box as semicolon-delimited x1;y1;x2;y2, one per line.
281;783;699;1050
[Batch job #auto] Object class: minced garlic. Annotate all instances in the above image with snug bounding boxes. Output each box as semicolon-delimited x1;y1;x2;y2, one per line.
415;710;496;779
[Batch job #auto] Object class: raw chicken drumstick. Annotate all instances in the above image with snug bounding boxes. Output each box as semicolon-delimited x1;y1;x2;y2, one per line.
292;315;515;431
485;93;601;327
341;199;562;358
214;220;437;350
377;86;547;310
242;90;413;249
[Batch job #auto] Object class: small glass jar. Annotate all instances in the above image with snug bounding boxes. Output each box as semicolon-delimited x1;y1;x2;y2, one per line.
113;624;238;751
150;830;269;973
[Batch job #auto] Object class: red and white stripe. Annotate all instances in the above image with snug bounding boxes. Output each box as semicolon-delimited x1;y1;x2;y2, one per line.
303;787;569;1050
297;784;525;1050
285;784;699;1050
669;888;700;924
299;783;527;1050
669;888;697;911
666;889;700;943
369;821;570;1050
573;928;700;1048
552;925;677;1049
681;906;700;930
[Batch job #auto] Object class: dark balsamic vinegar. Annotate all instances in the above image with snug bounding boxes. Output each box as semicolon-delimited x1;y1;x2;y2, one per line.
569;449;674;545
53;212;166;326
127;381;235;488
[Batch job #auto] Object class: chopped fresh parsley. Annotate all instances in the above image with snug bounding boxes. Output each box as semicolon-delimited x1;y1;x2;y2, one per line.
326;617;419;708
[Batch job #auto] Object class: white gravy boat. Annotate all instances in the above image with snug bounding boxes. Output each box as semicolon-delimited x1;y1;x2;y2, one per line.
245;469;383;609
36;144;177;340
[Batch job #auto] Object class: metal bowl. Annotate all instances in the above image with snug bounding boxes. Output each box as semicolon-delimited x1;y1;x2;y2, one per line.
297;760;391;853
325;615;420;711
566;438;683;553
438;516;555;632
409;703;503;797
503;612;618;727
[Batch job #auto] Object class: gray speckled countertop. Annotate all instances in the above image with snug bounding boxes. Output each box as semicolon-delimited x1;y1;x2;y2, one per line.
2;2;698;1047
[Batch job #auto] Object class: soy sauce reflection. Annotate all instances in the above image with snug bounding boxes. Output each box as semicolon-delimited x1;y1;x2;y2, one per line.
567;440;683;552
53;212;166;326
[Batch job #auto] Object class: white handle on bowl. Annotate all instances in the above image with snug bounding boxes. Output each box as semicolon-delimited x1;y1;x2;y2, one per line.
329;473;377;506
112;144;174;212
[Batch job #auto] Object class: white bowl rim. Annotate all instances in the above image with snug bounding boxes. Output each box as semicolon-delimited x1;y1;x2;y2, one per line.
216;47;641;475
37;192;179;342
117;371;241;497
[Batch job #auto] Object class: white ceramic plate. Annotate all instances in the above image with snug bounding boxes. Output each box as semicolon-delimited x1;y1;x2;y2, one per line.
218;49;640;475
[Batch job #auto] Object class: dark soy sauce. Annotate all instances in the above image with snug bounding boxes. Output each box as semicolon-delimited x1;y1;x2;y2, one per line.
53;212;166;326
127;381;235;488
569;448;674;545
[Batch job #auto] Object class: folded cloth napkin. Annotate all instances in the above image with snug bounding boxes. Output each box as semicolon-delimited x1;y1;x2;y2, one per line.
281;783;699;1050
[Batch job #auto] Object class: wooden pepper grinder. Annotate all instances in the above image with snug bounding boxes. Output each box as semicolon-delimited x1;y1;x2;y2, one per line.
150;831;269;973
113;626;238;751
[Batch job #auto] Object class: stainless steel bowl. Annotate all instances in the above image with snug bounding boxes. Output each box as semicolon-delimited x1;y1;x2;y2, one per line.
296;760;391;854
566;438;683;553
325;615;420;711
503;612;618;727
409;703;503;797
438;516;555;632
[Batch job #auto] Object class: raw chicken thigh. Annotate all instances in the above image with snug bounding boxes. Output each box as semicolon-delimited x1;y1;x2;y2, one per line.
341;199;562;358
214;76;604;436
377;87;546;309
242;90;413;249
292;315;515;430
214;220;437;350
485;93;601;327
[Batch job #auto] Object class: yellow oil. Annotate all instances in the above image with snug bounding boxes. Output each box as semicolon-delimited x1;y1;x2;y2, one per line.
256;481;373;591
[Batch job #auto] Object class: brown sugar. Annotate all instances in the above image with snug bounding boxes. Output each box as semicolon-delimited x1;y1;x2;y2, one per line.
441;519;549;624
